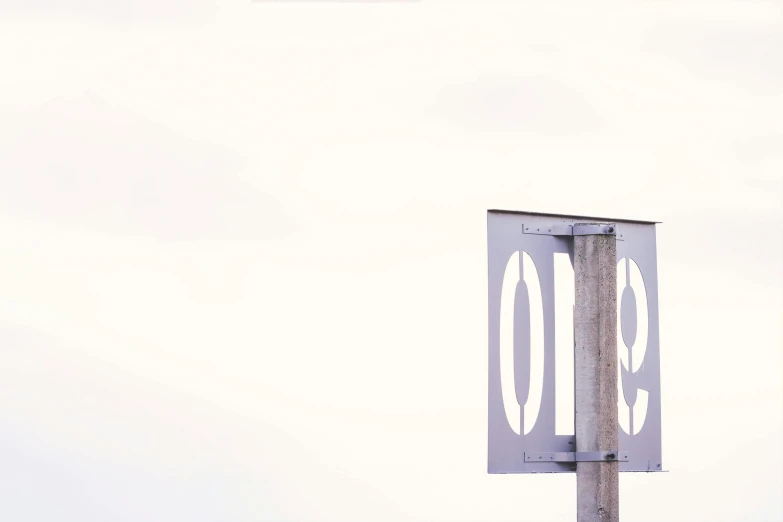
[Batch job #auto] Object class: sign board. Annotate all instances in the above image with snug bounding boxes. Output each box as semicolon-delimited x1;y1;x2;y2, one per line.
487;210;662;473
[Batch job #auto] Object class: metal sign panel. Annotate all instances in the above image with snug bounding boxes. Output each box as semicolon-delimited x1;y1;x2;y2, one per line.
487;210;662;473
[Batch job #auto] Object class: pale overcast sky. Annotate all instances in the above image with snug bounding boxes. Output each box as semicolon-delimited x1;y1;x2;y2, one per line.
1;2;781;521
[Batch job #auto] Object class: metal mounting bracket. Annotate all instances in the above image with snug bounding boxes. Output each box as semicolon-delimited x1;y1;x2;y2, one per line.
573;224;616;236
523;224;623;240
524;451;630;463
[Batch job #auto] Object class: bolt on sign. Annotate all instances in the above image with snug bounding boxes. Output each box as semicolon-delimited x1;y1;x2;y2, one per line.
487;210;663;473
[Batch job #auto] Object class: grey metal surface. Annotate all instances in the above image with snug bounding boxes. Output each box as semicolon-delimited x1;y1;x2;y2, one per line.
488;208;660;225
525;451;630;463
487;210;662;473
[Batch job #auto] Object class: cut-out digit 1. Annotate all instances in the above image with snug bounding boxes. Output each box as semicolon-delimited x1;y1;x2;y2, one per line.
554;253;575;436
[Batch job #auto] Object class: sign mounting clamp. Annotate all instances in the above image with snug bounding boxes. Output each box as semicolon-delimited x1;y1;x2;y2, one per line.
525;451;630;463
523;223;623;239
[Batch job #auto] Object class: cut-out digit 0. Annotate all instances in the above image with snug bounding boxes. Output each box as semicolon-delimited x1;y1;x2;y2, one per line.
500;251;544;435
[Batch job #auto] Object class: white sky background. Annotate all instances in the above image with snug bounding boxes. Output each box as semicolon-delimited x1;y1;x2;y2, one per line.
1;1;782;521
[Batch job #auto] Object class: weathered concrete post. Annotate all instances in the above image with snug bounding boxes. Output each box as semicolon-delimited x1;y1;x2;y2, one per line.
574;225;619;522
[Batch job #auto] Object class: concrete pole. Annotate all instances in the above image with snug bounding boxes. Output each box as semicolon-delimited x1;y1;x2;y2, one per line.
574;226;619;522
